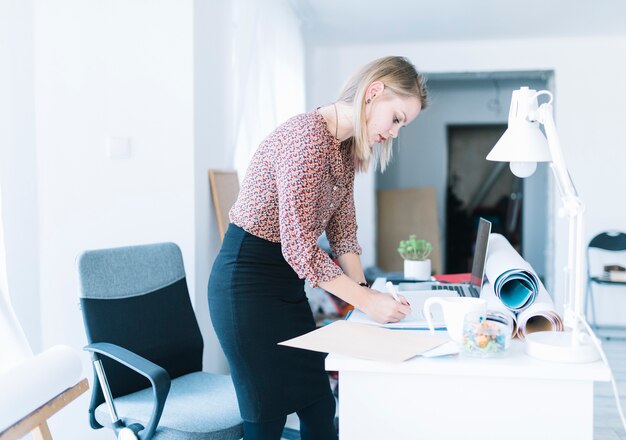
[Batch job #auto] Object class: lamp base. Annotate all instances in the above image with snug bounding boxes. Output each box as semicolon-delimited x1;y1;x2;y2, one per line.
525;331;600;363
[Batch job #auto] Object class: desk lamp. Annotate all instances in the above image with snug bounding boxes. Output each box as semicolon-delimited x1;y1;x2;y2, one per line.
487;86;600;363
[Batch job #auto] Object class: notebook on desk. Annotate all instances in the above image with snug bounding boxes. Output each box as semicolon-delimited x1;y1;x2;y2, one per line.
395;218;492;298
347;288;458;329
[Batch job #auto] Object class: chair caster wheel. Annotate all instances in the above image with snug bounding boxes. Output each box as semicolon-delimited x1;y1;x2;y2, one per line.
118;423;143;440
118;428;138;440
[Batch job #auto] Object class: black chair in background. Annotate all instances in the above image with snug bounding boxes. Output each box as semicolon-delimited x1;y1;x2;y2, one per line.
78;242;243;440
586;231;626;335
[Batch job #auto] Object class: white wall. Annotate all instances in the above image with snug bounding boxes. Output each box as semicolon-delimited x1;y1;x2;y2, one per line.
0;0;41;353
193;0;233;374
307;36;626;317
34;0;194;347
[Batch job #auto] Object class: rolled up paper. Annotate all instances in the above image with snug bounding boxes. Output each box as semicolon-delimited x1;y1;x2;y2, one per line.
485;234;539;311
0;345;83;432
516;280;564;339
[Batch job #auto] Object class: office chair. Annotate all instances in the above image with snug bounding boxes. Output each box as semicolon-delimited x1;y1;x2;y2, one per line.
586;231;626;331
77;242;243;440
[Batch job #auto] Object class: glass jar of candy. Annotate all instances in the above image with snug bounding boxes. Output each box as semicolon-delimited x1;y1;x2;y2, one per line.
462;312;513;357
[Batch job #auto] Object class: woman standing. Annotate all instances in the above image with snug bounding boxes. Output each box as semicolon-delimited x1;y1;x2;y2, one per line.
208;56;428;439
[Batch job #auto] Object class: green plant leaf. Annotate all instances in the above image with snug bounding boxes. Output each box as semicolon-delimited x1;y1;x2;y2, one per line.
397;235;432;261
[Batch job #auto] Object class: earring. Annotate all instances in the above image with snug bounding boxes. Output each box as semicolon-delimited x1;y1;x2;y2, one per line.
366;98;371;104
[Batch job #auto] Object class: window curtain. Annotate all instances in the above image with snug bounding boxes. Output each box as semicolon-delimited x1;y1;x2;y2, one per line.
232;0;306;181
0;185;31;372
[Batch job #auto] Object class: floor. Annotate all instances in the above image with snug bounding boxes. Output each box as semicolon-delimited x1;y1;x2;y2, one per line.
281;331;626;440
594;330;626;440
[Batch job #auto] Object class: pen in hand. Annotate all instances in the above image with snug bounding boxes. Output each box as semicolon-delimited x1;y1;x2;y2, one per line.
385;281;401;302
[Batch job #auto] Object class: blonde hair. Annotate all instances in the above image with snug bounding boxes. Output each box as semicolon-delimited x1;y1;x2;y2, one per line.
337;56;428;172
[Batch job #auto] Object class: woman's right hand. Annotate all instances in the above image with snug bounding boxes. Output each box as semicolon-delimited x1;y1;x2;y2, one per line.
362;289;412;324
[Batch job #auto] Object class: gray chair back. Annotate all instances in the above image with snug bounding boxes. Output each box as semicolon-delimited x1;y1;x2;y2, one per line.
78;243;203;403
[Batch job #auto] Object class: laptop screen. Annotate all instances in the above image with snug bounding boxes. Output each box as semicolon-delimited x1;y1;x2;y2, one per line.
469;218;492;289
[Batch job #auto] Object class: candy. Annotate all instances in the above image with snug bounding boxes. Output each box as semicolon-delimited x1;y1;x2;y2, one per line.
462;314;511;357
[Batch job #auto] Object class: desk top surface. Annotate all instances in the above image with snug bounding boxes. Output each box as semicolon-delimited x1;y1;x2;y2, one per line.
326;339;610;382
326;278;611;382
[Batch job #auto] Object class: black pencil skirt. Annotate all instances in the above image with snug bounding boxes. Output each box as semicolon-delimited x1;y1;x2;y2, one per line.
208;223;332;422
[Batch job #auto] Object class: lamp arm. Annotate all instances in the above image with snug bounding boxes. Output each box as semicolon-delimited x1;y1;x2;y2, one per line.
536;103;578;200
536;103;587;332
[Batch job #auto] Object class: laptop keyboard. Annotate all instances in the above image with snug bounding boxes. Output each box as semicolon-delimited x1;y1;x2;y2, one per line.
431;284;479;298
432;284;465;296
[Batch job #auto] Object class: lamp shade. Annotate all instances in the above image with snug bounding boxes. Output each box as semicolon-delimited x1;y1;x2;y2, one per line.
487;87;552;163
487;123;551;162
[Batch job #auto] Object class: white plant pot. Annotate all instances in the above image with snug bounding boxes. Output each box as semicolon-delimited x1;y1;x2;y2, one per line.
404;259;431;281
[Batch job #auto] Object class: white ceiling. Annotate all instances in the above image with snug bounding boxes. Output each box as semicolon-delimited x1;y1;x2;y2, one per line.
290;0;626;44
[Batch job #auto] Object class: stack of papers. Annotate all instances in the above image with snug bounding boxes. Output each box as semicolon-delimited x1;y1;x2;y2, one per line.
279;320;448;363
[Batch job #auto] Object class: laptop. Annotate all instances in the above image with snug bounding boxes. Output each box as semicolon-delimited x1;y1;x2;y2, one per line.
394;217;492;298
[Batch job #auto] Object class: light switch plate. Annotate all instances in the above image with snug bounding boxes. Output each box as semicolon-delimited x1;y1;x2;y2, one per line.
105;137;131;159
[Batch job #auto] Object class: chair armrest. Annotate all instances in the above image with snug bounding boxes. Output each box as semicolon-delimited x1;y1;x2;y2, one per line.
84;342;171;440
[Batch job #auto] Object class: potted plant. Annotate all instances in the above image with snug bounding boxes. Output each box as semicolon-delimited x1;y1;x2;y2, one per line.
398;235;432;280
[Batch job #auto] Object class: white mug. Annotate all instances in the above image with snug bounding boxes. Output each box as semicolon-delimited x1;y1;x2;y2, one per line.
423;297;487;344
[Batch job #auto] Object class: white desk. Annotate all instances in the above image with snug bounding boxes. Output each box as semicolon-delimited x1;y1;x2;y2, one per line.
326;280;611;440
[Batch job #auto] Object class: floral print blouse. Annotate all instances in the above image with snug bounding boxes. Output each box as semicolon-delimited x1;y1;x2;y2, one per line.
229;110;362;287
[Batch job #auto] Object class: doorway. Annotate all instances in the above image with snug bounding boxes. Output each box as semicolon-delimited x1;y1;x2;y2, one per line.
445;124;522;273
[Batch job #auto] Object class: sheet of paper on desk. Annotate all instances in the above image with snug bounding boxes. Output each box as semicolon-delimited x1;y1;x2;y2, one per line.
278;320;448;363
347;289;458;329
